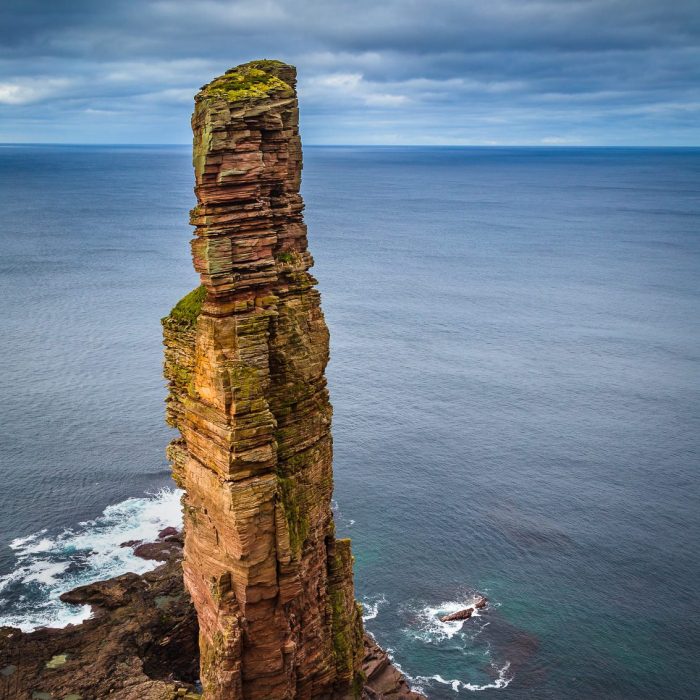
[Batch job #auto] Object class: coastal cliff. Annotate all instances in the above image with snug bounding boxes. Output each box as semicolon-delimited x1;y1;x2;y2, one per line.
0;60;424;700
162;59;364;699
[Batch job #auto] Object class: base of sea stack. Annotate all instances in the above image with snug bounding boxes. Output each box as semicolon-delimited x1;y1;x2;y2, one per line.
0;534;424;700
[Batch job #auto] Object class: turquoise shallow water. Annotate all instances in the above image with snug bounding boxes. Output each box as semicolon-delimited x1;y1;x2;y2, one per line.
0;145;699;698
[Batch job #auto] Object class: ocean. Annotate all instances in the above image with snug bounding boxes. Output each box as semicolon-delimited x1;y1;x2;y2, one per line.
0;144;698;698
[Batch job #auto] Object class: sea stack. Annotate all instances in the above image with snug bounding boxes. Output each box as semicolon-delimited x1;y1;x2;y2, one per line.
162;61;365;698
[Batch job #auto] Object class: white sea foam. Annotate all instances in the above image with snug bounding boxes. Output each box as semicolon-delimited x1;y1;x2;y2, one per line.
407;596;488;643
0;488;183;632
382;650;428;695
23;560;71;586
396;595;512;693
414;662;512;692
9;529;47;550
361;593;387;621
330;498;355;530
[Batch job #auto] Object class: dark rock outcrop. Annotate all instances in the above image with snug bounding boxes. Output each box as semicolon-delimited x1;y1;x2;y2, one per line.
361;637;425;699
440;608;474;622
439;596;488;622
0;539;199;700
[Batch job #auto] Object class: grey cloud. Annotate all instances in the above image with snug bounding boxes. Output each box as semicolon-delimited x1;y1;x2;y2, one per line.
0;0;698;144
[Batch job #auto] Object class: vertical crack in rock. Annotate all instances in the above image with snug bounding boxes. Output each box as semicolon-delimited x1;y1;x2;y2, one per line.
163;60;365;699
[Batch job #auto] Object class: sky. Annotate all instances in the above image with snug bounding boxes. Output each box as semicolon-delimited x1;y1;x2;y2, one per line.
0;0;698;145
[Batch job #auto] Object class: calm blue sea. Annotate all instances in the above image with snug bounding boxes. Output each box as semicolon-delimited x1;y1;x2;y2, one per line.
0;145;698;698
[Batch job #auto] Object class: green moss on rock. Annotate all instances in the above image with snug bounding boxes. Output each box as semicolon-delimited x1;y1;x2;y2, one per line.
326;538;365;686
330;588;352;674
277;475;309;557
202;64;292;103
352;670;367;698
45;653;68;669
165;285;206;328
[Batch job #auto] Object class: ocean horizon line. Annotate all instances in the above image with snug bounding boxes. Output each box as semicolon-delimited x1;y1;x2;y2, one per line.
1;142;699;150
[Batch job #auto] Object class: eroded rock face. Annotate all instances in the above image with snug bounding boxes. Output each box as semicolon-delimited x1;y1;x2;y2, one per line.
0;60;423;700
163;60;365;699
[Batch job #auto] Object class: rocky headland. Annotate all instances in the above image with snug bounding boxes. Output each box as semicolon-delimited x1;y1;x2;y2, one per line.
0;61;424;700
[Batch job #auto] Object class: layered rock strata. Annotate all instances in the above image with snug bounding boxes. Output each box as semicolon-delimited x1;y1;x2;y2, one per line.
0;60;426;700
163;60;365;699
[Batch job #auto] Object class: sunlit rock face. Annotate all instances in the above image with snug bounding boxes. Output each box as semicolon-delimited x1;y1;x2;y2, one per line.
163;61;364;700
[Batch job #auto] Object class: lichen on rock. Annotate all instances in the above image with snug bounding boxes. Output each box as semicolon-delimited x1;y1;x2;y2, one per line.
201;63;293;104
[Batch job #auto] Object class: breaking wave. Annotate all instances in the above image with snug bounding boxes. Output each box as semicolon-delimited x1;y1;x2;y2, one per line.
397;595;513;693
406;596;491;643
361;593;387;621
1;492;512;694
414;663;512;692
0;488;183;632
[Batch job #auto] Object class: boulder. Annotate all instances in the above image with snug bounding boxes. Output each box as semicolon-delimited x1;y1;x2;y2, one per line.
440;607;473;622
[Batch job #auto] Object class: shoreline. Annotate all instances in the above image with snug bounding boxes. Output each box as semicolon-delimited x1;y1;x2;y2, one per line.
0;525;424;700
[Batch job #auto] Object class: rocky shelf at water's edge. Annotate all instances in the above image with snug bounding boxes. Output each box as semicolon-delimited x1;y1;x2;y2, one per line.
0;533;423;699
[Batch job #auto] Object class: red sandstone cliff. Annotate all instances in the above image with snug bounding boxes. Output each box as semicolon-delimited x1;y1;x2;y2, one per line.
163;60;365;699
0;60;424;700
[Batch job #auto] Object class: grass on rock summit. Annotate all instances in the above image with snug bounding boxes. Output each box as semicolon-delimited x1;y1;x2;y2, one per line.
202;61;293;103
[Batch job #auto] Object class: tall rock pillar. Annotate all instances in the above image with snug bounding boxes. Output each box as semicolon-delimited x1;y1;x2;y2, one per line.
162;61;364;699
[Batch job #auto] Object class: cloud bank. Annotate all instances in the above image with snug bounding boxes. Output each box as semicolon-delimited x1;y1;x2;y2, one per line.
1;0;698;144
